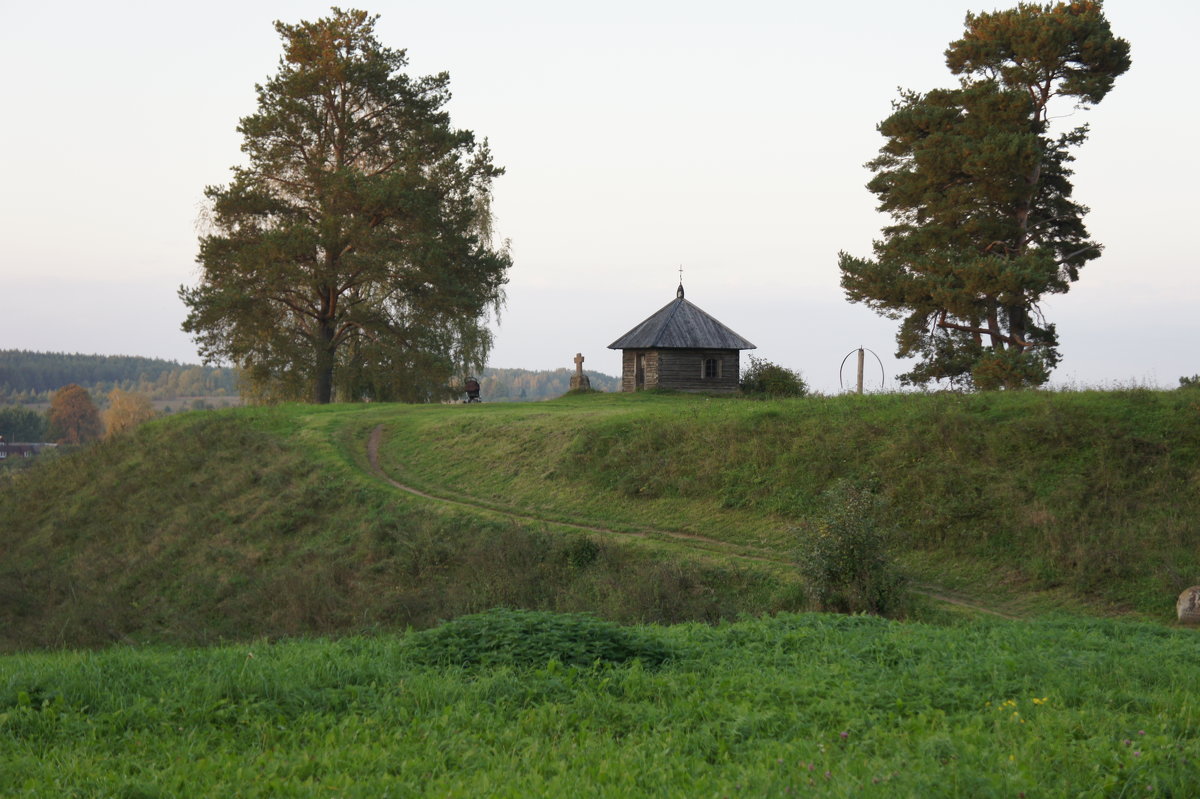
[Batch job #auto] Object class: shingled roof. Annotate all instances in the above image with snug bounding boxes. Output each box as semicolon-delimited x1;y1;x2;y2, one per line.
608;285;756;351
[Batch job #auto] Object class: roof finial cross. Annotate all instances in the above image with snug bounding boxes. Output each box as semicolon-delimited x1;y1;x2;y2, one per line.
676;265;685;299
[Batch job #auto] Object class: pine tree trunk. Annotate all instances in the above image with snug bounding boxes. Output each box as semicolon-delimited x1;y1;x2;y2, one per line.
313;323;335;404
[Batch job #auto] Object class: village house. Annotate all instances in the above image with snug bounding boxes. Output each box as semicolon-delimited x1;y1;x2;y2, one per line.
608;283;755;393
0;439;56;460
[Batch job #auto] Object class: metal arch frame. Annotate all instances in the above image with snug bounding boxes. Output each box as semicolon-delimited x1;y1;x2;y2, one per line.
839;347;886;393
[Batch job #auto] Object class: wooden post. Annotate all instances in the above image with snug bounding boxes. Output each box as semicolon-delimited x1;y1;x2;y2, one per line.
856;348;865;395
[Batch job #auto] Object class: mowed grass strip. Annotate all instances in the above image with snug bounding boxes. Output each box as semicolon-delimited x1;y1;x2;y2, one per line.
2;612;1198;797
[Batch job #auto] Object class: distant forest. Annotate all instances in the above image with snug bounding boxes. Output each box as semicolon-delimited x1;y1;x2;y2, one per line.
475;367;618;401
0;351;238;405
0;350;617;406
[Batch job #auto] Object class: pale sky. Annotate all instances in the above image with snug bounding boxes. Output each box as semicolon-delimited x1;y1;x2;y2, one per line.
2;0;1195;393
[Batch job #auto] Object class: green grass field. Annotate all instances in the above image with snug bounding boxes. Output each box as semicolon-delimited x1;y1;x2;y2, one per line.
3;389;1200;796
3;611;1198;797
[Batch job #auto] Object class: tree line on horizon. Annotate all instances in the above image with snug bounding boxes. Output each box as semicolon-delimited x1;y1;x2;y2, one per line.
474;367;618;401
0;384;157;448
0;350;238;405
0;350;624;444
0;350;619;405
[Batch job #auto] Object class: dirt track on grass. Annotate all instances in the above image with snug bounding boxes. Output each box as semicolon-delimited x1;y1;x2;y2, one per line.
365;424;1018;619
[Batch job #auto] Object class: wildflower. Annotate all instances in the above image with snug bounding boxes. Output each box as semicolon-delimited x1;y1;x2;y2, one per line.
840;731;849;740
1138;730;1146;736
1134;751;1142;757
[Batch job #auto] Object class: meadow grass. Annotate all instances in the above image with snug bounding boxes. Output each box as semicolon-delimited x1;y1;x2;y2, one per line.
0;406;800;653
2;612;1198;797
4;387;1200;652
373;389;1200;618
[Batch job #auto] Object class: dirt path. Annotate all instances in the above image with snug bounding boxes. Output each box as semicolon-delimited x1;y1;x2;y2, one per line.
366;425;774;557
365;424;1018;620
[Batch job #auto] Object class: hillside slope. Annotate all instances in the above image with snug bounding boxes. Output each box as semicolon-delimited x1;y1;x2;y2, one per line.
373;390;1200;617
0;406;793;652
3;388;1198;651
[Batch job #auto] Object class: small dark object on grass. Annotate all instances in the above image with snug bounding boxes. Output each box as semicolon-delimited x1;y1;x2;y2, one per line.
464;377;481;403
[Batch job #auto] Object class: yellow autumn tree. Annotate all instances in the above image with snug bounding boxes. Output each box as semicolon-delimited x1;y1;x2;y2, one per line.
103;388;157;439
48;384;104;445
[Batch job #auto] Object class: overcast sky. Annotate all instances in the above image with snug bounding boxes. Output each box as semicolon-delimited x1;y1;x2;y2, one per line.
2;0;1195;393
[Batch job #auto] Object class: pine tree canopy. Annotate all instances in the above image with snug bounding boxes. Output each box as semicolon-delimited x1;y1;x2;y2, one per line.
181;9;511;404
838;1;1130;390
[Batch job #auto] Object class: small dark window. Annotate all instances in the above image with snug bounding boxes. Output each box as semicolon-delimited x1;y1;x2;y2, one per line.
704;358;719;379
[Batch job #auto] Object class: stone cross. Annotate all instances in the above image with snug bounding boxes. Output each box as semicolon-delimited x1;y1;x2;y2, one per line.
570;353;591;391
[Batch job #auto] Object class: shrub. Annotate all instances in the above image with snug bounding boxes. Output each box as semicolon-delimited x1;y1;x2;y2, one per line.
740;356;807;398
402;608;673;668
1179;375;1200;389
794;482;906;615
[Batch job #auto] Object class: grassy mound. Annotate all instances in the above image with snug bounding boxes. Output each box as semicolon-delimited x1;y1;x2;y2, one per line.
4;387;1199;651
377;389;1200;617
403;607;673;668
0;407;798;652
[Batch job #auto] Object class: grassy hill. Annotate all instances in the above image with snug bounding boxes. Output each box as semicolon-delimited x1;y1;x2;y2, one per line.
374;389;1200;617
5;389;1200;794
0;404;794;653
2;389;1199;652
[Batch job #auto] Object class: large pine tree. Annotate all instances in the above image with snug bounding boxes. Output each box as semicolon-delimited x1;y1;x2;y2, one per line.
182;9;510;403
838;1;1130;390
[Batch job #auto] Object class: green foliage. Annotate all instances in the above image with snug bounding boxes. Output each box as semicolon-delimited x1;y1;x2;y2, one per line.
794;483;906;615
0;406;47;442
3;615;1200;795
739;355;807;398
404;608;673;668
182;9;510;404
839;1;1130;389
1178;374;1200;389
